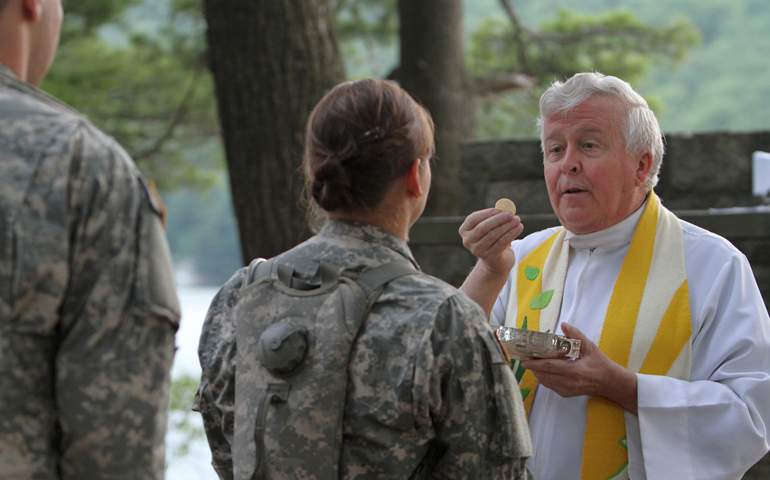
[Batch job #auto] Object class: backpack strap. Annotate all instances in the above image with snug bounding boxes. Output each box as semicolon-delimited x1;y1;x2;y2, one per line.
242;257;343;291
353;261;419;320
243;258;270;289
243;257;418;297
355;261;419;299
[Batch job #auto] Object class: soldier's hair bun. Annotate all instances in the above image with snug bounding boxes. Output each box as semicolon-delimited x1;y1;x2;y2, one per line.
304;79;434;213
310;155;353;212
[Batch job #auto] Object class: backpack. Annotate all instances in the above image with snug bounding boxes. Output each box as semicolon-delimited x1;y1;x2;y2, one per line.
232;257;418;480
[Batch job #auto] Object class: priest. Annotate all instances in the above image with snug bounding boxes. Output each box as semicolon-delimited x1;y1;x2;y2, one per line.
459;71;770;480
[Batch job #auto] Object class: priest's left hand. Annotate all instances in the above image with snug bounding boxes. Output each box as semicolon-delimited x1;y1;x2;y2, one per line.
521;323;639;414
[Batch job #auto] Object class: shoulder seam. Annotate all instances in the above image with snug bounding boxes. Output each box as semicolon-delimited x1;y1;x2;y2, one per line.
0;77;88;119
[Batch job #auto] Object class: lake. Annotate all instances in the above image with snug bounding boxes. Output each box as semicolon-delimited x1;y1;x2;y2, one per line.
167;285;220;480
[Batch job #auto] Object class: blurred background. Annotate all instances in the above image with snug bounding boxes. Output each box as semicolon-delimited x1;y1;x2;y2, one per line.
43;0;770;477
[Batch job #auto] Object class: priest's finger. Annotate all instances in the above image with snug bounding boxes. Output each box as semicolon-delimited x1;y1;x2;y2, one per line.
459;208;499;236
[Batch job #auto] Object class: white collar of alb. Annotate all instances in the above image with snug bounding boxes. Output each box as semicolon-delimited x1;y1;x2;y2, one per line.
565;196;649;250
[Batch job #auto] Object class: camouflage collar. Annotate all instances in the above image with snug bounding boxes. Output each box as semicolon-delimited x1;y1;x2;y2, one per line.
0;62;85;117
319;219;420;269
0;62;17;80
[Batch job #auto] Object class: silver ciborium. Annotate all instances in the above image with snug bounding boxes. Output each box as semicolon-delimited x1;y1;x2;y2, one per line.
495;326;581;360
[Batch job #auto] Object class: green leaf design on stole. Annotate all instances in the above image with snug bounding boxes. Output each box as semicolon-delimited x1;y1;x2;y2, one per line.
605;436;629;480
515;316;529;402
525;266;540;280
530;289;554;310
520;388;531;401
513;316;528;379
515;356;527;382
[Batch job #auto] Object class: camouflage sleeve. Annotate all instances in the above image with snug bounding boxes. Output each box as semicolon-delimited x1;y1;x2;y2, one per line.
194;269;247;480
427;294;531;480
54;123;180;479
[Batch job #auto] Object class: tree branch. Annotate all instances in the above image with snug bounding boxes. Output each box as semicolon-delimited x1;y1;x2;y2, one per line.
133;67;203;161
474;72;537;95
537;26;664;44
332;0;349;15
498;0;534;75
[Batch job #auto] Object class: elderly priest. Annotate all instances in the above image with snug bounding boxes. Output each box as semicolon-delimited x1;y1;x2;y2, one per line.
458;71;770;480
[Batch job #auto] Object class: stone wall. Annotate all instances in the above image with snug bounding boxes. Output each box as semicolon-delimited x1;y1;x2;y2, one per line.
410;130;770;477
459;129;770;215
413;129;770;285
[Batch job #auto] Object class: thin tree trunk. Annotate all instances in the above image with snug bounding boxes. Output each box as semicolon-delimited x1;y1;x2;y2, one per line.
397;0;474;216
203;0;345;262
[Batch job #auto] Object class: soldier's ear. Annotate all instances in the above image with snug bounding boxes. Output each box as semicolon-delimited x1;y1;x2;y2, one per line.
404;158;425;198
21;0;43;22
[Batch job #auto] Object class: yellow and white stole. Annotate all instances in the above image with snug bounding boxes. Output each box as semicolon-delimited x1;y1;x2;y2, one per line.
504;191;693;480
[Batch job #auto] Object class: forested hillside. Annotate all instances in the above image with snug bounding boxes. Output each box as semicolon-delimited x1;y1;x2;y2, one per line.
504;0;770;133
340;0;768;137
56;0;770;285
208;0;769;283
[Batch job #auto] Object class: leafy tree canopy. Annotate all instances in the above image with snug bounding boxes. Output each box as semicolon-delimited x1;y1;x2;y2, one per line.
43;0;770;284
59;0;141;41
468;5;699;138
470;9;699;85
330;0;700;139
43;0;219;190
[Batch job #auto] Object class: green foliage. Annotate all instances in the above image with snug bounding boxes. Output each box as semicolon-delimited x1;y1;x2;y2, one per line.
60;0;141;42
43;37;218;189
41;0;231;283
44;0;219;190
168;372;205;458
535;10;699;83
492;0;770;134
469;7;699;139
639;0;770;132
332;0;397;44
44;0;770;284
162;177;242;286
331;0;398;78
475;92;541;139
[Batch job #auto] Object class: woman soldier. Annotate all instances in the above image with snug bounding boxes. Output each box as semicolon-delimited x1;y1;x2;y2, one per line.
195;79;531;480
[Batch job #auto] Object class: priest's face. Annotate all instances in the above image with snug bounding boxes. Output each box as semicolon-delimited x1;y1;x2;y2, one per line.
542;96;652;235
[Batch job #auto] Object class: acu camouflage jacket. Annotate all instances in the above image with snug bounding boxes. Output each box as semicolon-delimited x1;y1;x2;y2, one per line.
0;63;180;480
196;219;532;480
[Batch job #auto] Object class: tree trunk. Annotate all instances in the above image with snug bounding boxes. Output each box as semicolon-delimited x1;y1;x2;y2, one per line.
203;0;345;263
396;0;474;216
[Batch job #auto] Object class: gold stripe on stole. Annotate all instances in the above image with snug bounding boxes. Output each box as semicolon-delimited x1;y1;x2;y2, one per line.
639;280;691;376
581;194;659;480
516;230;561;414
515;193;692;479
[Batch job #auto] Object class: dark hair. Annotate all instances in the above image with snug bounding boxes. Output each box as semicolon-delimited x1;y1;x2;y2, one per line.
304;78;435;213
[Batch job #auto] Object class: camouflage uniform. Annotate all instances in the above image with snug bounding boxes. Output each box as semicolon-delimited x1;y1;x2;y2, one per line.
0;63;180;479
196;219;532;480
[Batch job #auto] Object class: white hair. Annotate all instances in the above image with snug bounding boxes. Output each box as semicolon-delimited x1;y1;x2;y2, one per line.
536;72;664;191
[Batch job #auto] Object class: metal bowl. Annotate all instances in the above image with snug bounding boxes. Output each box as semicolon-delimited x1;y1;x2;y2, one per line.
495;326;581;360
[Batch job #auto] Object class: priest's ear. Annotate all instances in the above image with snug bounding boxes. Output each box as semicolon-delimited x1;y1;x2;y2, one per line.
635;151;654;187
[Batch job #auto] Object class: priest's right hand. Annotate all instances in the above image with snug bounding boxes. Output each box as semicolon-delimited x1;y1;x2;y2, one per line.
458;208;524;317
459;208;523;274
